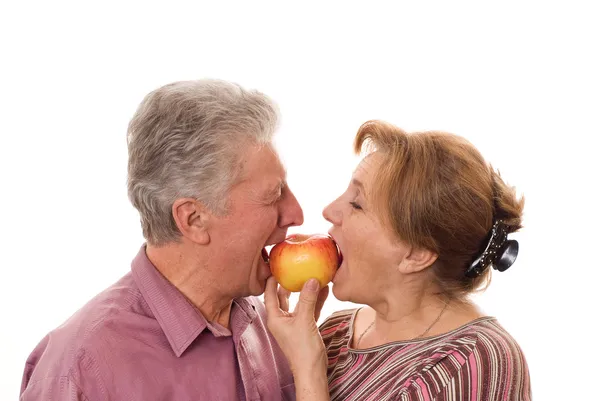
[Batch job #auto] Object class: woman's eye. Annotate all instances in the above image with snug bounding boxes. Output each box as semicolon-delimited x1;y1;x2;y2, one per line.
350;201;362;210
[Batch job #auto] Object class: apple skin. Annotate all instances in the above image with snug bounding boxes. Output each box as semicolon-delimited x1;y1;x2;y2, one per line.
269;233;340;292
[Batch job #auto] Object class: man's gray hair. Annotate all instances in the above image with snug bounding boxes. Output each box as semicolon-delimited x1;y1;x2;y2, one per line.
127;79;279;245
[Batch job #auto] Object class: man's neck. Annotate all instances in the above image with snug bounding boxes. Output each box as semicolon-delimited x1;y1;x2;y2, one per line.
146;243;234;329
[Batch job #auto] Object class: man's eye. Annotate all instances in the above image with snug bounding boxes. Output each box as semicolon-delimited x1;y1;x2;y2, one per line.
268;192;282;205
350;201;362;210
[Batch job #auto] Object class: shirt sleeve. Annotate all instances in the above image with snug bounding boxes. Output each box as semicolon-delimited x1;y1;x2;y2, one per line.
20;344;106;401
20;374;89;401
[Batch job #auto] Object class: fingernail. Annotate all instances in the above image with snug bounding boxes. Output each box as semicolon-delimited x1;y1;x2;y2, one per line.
305;278;319;292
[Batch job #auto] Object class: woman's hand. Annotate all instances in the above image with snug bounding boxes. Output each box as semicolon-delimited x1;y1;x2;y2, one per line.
264;276;329;375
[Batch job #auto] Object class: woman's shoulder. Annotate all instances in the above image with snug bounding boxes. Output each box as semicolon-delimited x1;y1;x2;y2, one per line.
466;318;530;363
319;308;358;328
431;318;532;399
430;316;527;358
319;308;359;338
390;318;531;400
435;318;530;384
456;317;526;350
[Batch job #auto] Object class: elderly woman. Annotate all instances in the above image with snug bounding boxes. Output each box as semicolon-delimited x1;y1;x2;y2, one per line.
265;120;531;400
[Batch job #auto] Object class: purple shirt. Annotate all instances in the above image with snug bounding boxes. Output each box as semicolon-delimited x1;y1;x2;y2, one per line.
20;246;295;401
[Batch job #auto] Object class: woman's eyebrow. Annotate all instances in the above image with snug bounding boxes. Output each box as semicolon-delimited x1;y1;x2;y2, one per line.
351;178;365;193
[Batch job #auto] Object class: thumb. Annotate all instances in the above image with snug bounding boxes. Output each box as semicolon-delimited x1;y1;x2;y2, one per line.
264;276;281;317
295;278;320;320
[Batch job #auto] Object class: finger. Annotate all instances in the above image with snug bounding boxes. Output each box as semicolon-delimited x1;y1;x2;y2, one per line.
264;276;282;317
294;278;320;320
277;285;291;313
314;285;329;322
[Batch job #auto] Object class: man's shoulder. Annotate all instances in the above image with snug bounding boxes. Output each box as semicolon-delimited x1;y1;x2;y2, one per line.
60;272;147;341
24;273;148;379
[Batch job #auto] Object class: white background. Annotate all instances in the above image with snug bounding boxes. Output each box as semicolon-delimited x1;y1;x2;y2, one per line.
1;1;598;400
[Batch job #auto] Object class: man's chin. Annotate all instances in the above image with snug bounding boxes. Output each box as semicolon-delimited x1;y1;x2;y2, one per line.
248;277;269;297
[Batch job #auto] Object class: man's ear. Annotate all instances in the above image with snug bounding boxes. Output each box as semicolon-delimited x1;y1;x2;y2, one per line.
172;198;211;245
398;246;438;274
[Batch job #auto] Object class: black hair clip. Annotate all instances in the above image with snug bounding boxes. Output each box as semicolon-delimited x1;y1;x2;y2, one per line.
465;220;519;278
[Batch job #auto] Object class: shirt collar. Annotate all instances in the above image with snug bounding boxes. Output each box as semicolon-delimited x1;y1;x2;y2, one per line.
131;245;257;357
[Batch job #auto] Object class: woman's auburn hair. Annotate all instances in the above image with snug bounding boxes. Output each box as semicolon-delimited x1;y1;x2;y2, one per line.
354;120;524;299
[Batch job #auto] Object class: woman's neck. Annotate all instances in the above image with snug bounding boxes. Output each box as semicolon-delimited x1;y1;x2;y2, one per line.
355;283;483;348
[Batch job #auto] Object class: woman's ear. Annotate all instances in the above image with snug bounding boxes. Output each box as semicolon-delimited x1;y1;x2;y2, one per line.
398;247;438;274
172;198;211;245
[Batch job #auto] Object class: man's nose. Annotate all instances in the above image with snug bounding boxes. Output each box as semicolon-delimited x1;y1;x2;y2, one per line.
279;187;304;228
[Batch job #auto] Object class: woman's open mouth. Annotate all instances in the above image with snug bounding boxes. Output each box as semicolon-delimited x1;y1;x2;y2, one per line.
328;235;343;267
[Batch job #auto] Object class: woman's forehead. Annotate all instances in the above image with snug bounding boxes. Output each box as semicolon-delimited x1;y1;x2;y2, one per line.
353;152;383;183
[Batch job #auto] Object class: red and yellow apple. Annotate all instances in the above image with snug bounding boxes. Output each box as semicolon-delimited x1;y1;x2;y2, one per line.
269;233;340;292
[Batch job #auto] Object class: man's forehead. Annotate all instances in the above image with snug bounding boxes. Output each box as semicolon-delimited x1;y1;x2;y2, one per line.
239;143;283;175
264;164;287;189
238;145;287;194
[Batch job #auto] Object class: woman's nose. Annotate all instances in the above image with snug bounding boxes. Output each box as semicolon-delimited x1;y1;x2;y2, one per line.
322;199;342;226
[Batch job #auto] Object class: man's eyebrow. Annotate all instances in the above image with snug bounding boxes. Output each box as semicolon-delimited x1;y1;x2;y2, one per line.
265;180;285;198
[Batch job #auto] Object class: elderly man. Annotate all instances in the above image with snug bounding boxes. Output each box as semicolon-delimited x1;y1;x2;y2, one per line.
20;79;306;400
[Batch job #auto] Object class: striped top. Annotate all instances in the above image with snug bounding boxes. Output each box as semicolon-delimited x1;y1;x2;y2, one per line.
319;308;531;401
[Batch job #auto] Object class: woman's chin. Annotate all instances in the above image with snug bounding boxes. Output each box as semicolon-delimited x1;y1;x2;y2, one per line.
331;282;349;302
